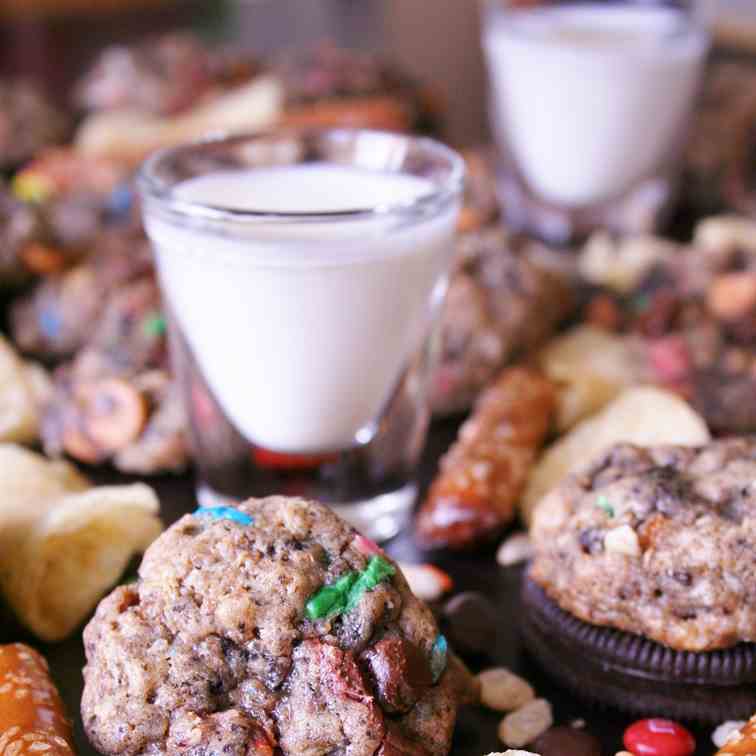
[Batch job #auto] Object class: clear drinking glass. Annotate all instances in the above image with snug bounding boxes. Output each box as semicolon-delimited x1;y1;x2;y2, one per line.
139;129;463;541
482;0;710;244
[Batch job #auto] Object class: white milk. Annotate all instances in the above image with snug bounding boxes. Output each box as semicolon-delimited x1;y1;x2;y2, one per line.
146;164;458;453
484;4;708;207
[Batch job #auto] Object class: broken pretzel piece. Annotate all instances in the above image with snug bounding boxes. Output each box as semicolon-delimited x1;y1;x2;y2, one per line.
416;367;556;550
0;643;74;755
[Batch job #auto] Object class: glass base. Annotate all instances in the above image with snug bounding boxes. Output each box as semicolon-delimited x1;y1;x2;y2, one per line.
196;480;415;543
496;166;676;246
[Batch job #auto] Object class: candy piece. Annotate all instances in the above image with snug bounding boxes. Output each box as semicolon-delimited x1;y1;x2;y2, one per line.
430;634;448;683
596;495;615;518
40;307;62;340
344;556;396;612
194;505;253;526
108;182;134;217
498;699;553;749
360;637;434;714
12;172;55;203
624;718;695;756
477;668;534;712
305;572;358;620
305;556;395;621
531;726;602;756
647;336;691;384
398;562;453;602
443;591;497;657
251;447;337;470
143;312;167;338
353;534;384;557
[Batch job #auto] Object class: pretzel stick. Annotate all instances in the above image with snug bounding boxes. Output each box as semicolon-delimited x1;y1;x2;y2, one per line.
416;366;556;550
0;643;74;755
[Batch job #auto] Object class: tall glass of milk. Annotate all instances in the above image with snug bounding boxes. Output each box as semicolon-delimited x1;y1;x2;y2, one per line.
483;0;709;243
139;129;463;540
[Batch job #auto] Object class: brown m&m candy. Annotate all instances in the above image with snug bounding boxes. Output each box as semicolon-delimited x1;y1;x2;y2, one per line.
530;726;602;756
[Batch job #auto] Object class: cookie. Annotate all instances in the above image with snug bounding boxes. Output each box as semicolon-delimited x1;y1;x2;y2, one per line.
521;576;756;724
82;496;475;755
530;438;756;652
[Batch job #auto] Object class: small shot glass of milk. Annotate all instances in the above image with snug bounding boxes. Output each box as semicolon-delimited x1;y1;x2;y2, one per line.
138;129;463;541
482;0;709;244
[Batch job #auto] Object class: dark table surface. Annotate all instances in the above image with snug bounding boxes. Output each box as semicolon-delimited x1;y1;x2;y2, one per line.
11;416;715;756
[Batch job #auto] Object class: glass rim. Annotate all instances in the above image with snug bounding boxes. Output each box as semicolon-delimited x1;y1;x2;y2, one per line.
137;127;465;225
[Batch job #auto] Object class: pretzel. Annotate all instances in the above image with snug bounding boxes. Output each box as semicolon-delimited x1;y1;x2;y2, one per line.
717;715;756;755
0;644;74;755
415;366;556;549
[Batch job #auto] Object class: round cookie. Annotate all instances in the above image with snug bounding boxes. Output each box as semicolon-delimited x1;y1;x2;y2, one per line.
525;438;756;722
82;496;475;755
531;438;756;652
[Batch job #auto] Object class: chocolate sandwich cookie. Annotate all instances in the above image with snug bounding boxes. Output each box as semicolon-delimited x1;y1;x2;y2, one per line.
520;576;756;724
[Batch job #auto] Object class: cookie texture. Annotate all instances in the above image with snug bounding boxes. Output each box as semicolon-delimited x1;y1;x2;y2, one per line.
531;439;756;652
82;496;471;755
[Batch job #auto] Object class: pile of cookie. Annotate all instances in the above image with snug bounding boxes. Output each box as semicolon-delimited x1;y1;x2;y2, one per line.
0;31;755;756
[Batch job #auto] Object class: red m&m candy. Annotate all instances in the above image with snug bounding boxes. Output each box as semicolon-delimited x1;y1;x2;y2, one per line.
624;718;695;756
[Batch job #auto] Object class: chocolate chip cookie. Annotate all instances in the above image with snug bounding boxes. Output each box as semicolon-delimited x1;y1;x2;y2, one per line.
82;496;476;755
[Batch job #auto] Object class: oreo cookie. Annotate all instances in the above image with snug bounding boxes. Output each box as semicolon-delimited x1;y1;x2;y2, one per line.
520;575;756;724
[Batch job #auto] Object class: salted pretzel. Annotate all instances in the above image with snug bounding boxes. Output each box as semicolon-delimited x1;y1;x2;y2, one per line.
717;715;756;755
416;366;556;550
0;644;74;755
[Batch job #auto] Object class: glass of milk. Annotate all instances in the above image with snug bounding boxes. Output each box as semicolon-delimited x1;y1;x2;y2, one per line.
139;129;463;541
483;0;710;244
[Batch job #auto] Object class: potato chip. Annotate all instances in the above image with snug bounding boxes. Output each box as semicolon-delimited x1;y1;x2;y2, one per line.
537;325;643;431
521;387;710;525
578;231;677;294
0;445;161;641
0;335;50;445
76;76;283;164
694;214;756;256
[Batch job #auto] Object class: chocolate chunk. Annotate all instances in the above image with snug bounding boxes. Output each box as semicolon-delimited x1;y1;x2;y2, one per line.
442;591;497;657
521;575;756;724
377;723;431;756
531;726;602;756
361;637;433;714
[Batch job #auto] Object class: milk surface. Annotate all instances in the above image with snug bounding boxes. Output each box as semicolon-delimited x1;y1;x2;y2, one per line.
147;164;458;452
484;4;708;207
